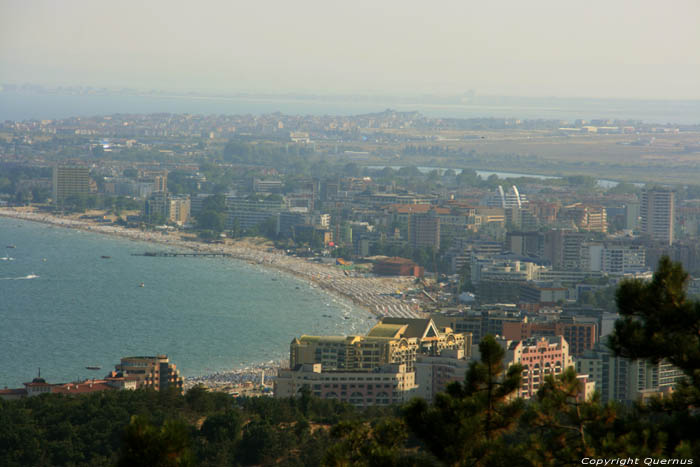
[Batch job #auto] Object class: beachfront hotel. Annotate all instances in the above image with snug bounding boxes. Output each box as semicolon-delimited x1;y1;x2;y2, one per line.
52;165;90;203
114;355;184;394
275;363;416;407
277;318;470;406
289;317;469;373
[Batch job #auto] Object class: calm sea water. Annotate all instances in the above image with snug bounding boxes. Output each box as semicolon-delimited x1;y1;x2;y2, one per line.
1;91;699;124
0;218;371;388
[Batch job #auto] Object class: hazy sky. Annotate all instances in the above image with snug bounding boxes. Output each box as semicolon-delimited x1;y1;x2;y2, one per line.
1;0;699;99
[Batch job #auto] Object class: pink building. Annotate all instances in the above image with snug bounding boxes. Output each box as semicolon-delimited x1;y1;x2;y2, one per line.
505;335;576;399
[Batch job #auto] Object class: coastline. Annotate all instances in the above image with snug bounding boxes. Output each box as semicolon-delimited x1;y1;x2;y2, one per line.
0;208;424;386
0;208;422;319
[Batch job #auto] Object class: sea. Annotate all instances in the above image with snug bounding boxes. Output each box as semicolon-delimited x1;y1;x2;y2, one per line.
0;217;371;389
1;90;699;124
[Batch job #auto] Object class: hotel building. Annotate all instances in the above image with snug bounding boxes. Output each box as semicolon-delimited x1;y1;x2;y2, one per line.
289;318;468;373
641;188;675;245
114;355;184;394
52;165;90;203
275;363;416;407
502;335;577;400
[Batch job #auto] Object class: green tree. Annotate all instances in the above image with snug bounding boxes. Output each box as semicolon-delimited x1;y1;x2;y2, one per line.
578;285;617;312
14;190;29;205
31;187;50;203
237;420;282;466
323;419;417;467
200;410;243;444
609;256;700;458
196;210;225;233
403;335;525;466
117;415;194;467
257;216;278;240
201;193;225;213
522;368;613;465
229;217;241;239
458;262;473;293
185;385;215;413
196;194;227;233
609;256;700;392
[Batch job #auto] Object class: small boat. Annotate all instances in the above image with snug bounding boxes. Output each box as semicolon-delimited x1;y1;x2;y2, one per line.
85;366;101;370
42;258;47;262
139;283;145;287
6;245;16;249
101;256;111;259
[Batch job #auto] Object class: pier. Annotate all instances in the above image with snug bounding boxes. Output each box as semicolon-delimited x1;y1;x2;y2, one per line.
133;251;233;258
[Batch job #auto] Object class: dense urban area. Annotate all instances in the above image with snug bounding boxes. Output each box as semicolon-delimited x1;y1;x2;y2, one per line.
1;110;700;465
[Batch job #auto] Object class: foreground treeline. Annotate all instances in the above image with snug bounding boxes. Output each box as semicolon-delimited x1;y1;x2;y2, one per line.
2;257;699;466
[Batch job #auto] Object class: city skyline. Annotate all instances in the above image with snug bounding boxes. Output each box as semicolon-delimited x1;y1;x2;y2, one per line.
1;1;700;463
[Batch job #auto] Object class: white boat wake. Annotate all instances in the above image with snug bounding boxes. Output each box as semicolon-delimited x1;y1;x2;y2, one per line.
0;274;39;280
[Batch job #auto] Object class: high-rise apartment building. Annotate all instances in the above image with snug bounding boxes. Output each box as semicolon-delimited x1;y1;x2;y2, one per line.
641;188;675;245
52;165;90;203
577;344;685;404
409;209;440;250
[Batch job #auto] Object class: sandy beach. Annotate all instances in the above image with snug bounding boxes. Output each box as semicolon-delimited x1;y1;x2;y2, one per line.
0;207;426;388
0;207;423;319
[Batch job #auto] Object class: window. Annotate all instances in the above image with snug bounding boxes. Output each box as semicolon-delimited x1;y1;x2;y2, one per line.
376;392;390;404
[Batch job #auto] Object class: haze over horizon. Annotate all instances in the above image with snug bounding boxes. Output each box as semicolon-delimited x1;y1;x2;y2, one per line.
1;0;699;101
